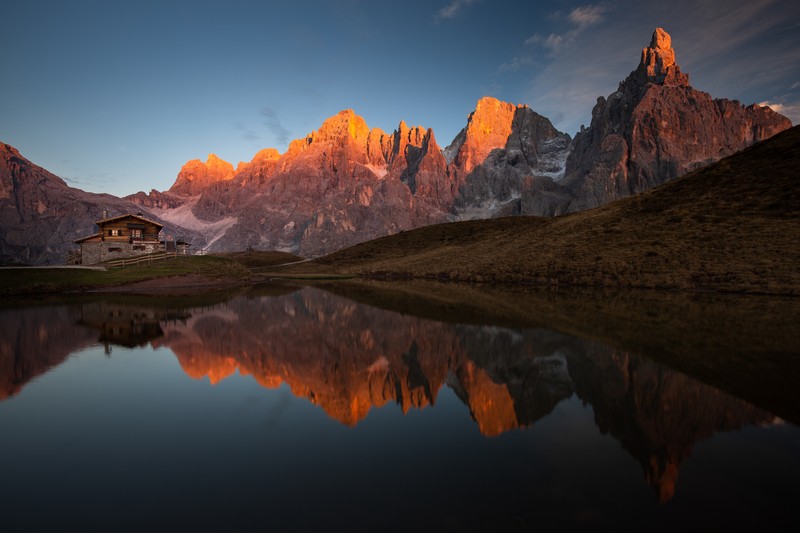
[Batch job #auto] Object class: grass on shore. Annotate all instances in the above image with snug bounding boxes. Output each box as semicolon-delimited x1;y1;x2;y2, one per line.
0;255;251;296
213;250;303;268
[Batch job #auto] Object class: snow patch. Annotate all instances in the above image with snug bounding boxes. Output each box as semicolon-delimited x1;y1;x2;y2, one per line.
364;164;388;178
442;144;459;165
534;137;570;181
451;194;521;221
367;356;389;373
152;199;238;251
442;129;466;164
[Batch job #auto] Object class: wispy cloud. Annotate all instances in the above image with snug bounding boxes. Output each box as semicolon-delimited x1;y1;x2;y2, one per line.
568;5;606;28
63;173;115;190
759;101;786;113
434;0;478;23
496;55;534;74
260;107;290;145
525;3;609;53
233;121;262;142
759;96;800;125
498;4;610;76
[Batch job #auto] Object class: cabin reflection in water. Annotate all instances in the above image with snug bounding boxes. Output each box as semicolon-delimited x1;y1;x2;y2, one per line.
78;302;191;353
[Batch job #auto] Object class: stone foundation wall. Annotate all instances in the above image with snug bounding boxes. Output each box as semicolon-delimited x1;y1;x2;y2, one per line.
80;241;163;265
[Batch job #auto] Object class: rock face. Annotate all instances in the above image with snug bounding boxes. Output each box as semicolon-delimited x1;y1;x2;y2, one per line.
145;99;574;256
126;188;185;210
448;96;573;218
182;110;455;256
562;27;792;210
0;143;203;264
169;154;236;197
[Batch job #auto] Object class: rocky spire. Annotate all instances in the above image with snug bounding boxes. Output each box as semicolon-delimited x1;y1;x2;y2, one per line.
632;27;689;86
563;26;790;212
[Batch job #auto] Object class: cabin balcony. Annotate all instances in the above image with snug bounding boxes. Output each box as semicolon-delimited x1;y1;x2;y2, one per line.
129;234;161;243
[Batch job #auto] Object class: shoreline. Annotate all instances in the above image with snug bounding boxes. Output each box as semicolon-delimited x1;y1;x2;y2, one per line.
3;267;800;298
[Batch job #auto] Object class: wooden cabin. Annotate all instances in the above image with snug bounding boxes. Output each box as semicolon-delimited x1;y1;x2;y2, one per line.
72;213;189;265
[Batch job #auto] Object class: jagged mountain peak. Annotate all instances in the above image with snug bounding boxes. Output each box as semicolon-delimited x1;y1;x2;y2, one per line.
448;96;522;178
205;153;227;165
169;153;235;196
313;108;372;142
650;27;671;50
1;142;22;157
250;147;282;162
630;27;689;87
563;26;791;211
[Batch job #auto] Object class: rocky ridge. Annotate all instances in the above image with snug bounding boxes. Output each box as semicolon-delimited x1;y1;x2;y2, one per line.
1;28;792;264
146;110;456;256
562;27;792;211
128;30;788;257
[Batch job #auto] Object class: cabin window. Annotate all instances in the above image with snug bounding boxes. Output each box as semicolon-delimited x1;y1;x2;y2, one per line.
108;247;122;252
108;229;121;236
131;229;143;238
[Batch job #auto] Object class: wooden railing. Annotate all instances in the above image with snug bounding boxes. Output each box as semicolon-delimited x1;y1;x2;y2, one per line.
106;252;182;269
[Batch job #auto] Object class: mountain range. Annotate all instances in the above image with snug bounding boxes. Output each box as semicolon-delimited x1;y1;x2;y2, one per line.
0;28;791;265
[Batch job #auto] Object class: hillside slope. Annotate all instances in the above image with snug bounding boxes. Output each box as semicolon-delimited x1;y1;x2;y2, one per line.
285;125;800;295
0;143;204;265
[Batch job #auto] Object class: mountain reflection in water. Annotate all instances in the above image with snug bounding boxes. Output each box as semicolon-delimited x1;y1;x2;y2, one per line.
1;284;793;510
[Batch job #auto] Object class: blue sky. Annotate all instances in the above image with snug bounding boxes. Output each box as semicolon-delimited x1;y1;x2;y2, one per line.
2;0;798;196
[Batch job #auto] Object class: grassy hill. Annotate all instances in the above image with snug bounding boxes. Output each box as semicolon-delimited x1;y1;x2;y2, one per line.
276;125;800;295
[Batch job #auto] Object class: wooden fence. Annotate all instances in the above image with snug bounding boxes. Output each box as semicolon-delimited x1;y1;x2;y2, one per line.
106;251;182;269
65;250;82;265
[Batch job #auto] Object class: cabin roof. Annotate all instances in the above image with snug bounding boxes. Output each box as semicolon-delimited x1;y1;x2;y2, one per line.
73;232;102;244
96;213;164;230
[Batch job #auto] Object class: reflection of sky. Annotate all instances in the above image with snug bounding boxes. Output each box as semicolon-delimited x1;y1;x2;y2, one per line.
1;0;798;196
1;342;798;530
0;346;640;528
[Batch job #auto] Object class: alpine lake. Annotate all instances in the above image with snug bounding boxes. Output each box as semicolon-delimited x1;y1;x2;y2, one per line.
1;281;798;531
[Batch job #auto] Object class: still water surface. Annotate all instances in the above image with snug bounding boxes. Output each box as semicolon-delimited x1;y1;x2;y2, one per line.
1;285;798;531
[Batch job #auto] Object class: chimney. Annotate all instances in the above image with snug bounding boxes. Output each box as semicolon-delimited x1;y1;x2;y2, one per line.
102;209;108;219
